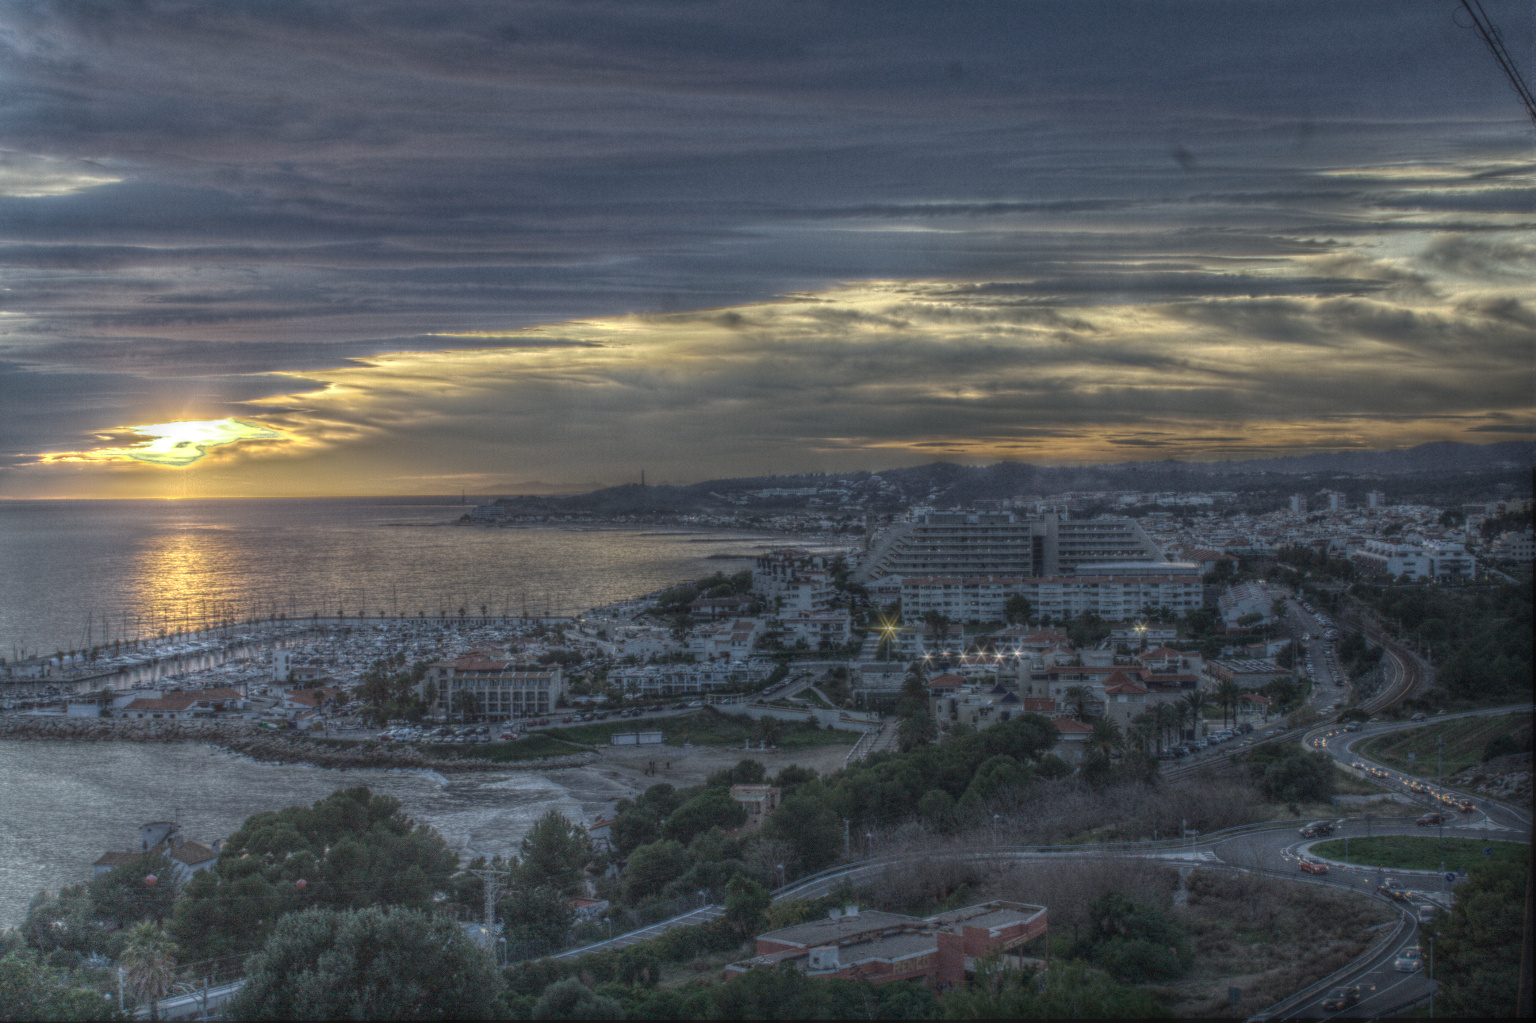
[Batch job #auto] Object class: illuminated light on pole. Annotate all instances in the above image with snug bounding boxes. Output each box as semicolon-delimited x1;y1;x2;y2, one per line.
143;874;158;887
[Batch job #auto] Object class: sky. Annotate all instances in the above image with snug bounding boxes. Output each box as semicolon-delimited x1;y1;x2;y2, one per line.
1;0;1532;499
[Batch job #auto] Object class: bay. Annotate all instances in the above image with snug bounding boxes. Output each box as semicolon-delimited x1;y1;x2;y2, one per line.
0;497;778;927
0;497;772;659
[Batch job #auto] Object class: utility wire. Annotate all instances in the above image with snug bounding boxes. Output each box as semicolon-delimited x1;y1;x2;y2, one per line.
1461;0;1536;122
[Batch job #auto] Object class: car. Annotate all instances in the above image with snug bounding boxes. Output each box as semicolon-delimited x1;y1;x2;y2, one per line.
1378;879;1410;902
1299;821;1336;838
1393;946;1423;972
1410;711;1427;722
1457;800;1476;812
1344;722;1362;732
1416;812;1446;826
1193;739;1209;749
688;700;703;707
1320;986;1361;1012
1416;904;1437;924
1300;858;1329;874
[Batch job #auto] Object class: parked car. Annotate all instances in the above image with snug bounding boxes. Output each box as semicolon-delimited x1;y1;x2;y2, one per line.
1300;858;1330;874
1393;946;1423;972
1320;987;1361;1012
1299;820;1336;838
1416;812;1447;827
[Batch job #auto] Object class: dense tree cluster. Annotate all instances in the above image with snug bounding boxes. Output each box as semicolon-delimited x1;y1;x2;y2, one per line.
824;713;1060;832
1352;581;1532;703
228;906;501;1020
1067;892;1192;983
168;787;458;960
1242;744;1335;805
1432;854;1529;1018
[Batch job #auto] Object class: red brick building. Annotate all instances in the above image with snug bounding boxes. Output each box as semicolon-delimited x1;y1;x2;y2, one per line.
726;900;1047;987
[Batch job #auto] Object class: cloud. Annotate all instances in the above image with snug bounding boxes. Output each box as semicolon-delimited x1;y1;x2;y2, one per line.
0;2;1531;495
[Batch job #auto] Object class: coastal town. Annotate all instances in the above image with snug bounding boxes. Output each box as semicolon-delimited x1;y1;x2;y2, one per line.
3;480;1530;1020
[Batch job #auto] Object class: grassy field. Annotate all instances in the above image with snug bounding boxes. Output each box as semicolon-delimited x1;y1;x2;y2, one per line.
545;707;857;750
1309;836;1529;873
1359;712;1531;776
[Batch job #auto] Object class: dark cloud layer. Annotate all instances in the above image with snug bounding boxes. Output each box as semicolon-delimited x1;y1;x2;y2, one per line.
0;1;1531;493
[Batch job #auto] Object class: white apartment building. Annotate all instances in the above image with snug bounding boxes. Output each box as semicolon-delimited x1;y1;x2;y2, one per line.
608;662;773;697
776;609;853;649
1489;529;1535;563
1350;539;1477;582
900;568;1203;625
856;510;1164;584
686;618;766;662
423;654;563;721
753;548;836;612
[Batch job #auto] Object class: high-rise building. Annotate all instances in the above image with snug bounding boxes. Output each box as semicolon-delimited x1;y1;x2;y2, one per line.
855;511;1164;583
1366;491;1387;509
1289;494;1308;515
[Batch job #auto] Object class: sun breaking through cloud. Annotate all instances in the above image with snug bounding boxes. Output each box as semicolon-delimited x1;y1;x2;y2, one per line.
40;419;290;468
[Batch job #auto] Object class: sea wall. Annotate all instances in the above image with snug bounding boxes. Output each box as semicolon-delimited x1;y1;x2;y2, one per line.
0;716;597;773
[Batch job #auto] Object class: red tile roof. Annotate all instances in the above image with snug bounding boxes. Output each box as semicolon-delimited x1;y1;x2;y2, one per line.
1052;716;1093;734
926;673;965;688
1102;669;1148;695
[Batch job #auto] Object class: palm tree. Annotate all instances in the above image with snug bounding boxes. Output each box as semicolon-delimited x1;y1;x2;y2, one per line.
1089;717;1123;755
1063;685;1090;722
1172;701;1190;744
1128;712;1157;754
121;922;177;1020
1182;691;1207;739
1154;702;1179;752
1216;679;1243;729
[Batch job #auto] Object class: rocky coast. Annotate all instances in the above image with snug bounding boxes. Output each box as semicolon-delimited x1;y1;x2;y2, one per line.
0;716;598;773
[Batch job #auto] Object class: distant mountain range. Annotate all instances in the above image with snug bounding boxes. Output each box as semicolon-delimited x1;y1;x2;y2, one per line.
481;441;1533;516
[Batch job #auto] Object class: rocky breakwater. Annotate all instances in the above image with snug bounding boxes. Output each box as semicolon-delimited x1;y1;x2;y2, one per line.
0;716;598;773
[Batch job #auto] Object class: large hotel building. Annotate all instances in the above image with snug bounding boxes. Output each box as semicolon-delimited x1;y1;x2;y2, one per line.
856;510;1201;622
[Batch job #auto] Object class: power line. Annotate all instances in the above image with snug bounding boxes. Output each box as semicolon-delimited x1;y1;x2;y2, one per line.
1461;0;1536;122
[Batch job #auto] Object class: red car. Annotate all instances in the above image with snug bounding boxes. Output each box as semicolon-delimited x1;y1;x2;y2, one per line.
1416;812;1447;826
1300;859;1330;875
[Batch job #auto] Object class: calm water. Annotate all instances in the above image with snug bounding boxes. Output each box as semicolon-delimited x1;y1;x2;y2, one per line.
0;740;634;928
0;498;773;659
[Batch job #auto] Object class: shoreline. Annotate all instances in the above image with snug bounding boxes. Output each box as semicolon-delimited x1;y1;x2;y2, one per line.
0;717;598;774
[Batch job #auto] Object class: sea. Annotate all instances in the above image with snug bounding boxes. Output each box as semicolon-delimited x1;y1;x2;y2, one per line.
0;497;783;927
0;497;776;660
